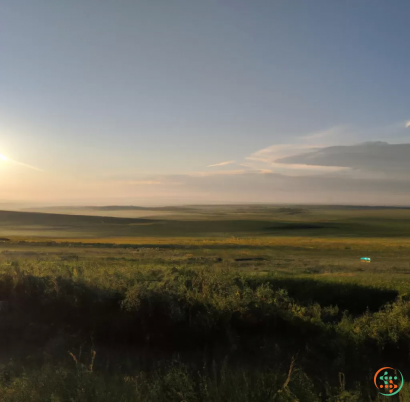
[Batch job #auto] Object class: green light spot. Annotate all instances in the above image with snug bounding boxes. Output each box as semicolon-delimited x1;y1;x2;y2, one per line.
394;377;398;380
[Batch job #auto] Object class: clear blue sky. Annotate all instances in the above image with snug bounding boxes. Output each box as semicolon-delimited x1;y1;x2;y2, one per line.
1;1;410;205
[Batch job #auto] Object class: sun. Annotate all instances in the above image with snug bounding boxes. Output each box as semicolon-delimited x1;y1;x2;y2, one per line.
0;154;8;161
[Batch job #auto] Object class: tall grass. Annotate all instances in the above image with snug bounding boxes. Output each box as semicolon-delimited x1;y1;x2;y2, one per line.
0;254;409;400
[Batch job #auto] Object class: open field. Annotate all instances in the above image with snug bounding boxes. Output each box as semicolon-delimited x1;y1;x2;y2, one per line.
0;205;409;401
5;204;410;238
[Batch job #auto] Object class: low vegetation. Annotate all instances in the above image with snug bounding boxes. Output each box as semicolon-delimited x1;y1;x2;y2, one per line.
0;242;407;400
0;206;409;400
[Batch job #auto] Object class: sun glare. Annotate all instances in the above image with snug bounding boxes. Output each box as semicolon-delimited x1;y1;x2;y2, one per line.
0;154;8;161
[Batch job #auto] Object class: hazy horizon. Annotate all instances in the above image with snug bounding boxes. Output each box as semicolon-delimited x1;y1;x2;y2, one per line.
2;1;410;206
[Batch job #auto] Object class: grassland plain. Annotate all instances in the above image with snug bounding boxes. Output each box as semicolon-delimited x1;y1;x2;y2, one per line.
0;205;410;401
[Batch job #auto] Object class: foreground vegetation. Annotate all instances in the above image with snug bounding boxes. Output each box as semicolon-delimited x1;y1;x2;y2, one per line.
0;205;410;400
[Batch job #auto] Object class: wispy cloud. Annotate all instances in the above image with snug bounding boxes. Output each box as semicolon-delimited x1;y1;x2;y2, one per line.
276;142;410;178
114;180;162;185
269;162;349;173
300;126;346;142
191;169;247;177
202;123;409;179
243;124;401;176
207;160;235;167
246;144;319;164
152;167;410;206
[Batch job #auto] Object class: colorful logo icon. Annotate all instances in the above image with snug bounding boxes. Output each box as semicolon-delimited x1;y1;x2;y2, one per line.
374;367;404;396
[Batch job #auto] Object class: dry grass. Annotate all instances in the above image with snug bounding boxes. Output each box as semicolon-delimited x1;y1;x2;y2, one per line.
9;235;410;251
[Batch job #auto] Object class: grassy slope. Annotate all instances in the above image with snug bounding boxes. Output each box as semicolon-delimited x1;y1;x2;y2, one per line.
3;205;410;238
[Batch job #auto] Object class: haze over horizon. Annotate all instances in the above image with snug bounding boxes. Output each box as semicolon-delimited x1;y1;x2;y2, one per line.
2;1;410;206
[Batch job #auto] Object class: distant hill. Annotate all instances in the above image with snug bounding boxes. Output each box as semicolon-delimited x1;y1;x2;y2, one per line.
23;205;198;212
85;206;149;211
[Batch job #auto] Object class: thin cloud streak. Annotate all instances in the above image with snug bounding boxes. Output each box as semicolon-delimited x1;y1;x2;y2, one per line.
115;180;162;185
191;169;247;177
207;160;235;167
300;126;346;142
269;162;349;173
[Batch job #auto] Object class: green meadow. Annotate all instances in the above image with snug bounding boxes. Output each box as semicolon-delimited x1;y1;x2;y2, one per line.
0;205;409;401
6;204;410;238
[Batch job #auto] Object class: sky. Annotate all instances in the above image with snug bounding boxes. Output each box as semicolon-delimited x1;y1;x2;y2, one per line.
1;0;410;206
